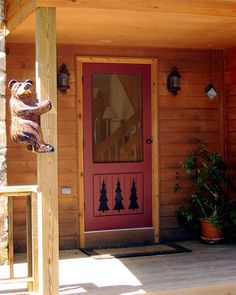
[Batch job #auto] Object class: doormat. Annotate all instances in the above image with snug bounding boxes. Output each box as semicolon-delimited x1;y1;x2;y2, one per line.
80;242;191;259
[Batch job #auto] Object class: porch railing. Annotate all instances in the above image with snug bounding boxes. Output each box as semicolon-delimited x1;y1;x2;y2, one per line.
0;185;38;292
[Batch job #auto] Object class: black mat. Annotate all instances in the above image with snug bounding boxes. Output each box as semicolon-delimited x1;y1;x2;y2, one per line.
80;242;192;259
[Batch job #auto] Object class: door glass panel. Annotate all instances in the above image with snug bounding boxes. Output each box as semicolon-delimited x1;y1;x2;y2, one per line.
92;73;143;163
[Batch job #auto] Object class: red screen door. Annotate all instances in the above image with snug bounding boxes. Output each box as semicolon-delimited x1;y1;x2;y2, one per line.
83;62;152;231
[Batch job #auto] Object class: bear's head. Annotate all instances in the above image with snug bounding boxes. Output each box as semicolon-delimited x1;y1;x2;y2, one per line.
8;79;33;99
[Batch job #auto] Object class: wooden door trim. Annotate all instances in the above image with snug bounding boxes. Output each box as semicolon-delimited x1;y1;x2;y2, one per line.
76;56;159;248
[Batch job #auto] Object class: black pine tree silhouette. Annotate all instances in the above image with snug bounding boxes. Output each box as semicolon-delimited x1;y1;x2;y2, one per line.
98;180;109;212
113;179;125;211
128;179;139;210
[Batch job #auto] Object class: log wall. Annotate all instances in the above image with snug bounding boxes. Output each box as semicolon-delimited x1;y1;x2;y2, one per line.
6;43;224;250
225;48;236;198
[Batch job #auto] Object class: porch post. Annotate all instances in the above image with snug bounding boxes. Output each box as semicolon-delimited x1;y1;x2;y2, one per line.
0;0;8;265
35;7;59;295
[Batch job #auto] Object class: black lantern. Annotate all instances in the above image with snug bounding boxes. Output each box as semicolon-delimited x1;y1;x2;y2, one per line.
167;67;181;95
57;63;70;95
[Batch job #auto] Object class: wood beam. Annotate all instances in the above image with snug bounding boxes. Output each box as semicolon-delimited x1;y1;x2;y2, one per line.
0;185;38;195
5;0;236;39
5;0;35;34
35;0;236;18
6;0;28;19
35;7;59;295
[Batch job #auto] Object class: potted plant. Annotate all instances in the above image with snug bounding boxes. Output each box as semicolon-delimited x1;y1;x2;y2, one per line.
174;139;236;243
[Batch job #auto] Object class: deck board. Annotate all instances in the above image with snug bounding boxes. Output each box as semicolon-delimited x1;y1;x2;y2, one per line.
1;241;236;294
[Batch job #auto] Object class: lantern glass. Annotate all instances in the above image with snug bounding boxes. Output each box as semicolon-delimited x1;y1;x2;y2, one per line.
171;76;179;88
59;72;69;87
167;67;181;95
57;63;70;94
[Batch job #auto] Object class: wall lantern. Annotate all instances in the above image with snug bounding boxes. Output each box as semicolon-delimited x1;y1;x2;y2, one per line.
57;63;70;95
167;67;181;95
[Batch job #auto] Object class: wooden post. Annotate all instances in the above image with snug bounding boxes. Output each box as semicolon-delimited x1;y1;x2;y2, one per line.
8;196;14;278
31;190;39;292
26;196;32;291
35;8;59;295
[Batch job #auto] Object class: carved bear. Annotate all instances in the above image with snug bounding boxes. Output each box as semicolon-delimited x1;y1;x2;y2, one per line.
9;79;54;153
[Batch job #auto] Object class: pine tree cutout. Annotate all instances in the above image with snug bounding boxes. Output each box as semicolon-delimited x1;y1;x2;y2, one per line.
113;179;125;211
128;179;139;210
98;180;109;212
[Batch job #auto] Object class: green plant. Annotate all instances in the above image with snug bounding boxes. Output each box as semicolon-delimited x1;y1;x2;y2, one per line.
175;139;236;234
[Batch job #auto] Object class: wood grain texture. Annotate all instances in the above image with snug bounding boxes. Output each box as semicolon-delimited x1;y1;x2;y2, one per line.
6;0;35;33
0;186;38;291
225;48;236;192
5;1;236;49
6;44;224;247
35;7;59;295
33;0;236;15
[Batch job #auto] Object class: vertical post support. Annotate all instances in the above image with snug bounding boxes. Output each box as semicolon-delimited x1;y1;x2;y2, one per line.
35;7;59;295
31;190;39;292
26;196;32;291
8;196;14;278
0;0;8;268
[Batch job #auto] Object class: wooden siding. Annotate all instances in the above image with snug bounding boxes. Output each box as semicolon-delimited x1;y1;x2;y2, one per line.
225;48;236;200
6;43;78;251
6;44;224;250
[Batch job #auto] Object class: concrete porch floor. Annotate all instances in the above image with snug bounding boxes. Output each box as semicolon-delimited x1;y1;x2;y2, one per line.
1;241;236;295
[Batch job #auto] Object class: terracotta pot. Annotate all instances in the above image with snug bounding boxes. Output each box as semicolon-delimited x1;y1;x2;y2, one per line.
200;218;224;243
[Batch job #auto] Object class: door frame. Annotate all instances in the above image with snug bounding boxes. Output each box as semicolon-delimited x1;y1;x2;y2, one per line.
76;56;159;248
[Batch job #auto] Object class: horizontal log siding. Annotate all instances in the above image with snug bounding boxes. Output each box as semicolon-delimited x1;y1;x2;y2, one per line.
6;44;223;249
6;44;78;251
225;48;236;200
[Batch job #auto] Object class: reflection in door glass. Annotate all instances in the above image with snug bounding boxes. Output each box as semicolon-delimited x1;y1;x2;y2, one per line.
92;73;143;163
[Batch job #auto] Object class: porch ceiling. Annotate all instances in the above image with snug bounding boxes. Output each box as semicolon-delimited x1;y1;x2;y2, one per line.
5;4;236;49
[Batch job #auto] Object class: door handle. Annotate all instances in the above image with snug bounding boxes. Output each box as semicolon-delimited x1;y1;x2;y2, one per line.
146;138;153;144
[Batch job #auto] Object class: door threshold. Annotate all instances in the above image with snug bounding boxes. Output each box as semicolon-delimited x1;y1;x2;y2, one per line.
83;227;154;248
85;227;154;234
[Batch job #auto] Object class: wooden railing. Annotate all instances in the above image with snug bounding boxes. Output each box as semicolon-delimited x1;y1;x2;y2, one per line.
0;185;38;292
95;113;141;162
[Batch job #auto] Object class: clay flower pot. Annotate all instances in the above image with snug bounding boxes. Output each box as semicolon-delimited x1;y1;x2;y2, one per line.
200;218;224;243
